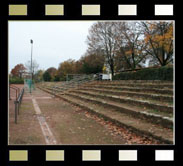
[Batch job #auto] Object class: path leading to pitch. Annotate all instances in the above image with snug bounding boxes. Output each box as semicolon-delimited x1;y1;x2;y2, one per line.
9;87;128;145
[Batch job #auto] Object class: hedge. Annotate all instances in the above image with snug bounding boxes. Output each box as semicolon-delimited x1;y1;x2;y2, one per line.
113;66;173;81
9;77;24;84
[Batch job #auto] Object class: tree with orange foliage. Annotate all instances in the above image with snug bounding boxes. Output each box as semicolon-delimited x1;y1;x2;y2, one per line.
57;59;76;80
11;64;26;78
142;21;173;66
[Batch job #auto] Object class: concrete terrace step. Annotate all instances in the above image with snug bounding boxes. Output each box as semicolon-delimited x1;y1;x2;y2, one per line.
40;85;173;114
91;81;173;89
84;85;173;95
92;80;173;83
65;92;173;127
79;87;173;103
70;90;173;114
38;86;173;144
40;86;173;128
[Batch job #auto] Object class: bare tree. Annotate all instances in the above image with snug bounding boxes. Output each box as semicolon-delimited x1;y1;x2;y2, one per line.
25;60;39;79
114;22;147;70
87;22;119;76
86;22;148;74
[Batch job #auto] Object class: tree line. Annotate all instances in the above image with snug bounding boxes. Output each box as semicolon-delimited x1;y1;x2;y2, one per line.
87;21;173;76
10;21;173;82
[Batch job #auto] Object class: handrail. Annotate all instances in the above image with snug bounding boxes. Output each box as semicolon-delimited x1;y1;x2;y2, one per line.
10;85;20;94
10;86;19;100
12;88;24;124
51;74;101;96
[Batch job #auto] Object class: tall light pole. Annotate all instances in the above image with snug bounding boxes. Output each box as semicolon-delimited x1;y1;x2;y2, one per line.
30;39;33;93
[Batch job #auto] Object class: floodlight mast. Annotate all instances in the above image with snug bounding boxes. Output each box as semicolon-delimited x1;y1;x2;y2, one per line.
30;39;33;93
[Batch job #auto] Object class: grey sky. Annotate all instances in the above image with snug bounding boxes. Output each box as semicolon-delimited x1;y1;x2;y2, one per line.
9;21;96;72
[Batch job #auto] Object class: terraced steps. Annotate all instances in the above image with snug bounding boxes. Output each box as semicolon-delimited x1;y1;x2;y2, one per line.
69;90;173;113
65;91;173;124
84;85;173;95
38;86;173;144
79;87;173;103
91;80;172;83
37;79;174;144
90;81;173;89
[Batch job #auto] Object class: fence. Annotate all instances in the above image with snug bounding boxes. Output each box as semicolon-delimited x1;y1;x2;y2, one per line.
50;74;101;96
10;85;24;124
9;85;20;100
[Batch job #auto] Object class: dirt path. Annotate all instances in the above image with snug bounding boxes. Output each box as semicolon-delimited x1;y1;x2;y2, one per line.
9;87;127;145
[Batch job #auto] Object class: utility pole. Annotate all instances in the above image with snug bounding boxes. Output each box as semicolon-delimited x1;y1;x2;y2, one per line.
30;39;33;93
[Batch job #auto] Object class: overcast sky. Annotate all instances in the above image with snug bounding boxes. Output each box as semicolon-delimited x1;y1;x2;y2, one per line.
9;21;96;72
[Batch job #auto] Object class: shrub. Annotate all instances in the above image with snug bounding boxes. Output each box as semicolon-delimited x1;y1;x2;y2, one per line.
9;77;24;84
113;66;173;81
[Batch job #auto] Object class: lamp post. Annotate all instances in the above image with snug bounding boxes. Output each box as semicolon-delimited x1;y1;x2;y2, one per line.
30;39;33;93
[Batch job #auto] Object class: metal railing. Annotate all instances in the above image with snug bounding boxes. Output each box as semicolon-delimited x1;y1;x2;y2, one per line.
10;86;24;124
9;85;20;100
51;74;101;96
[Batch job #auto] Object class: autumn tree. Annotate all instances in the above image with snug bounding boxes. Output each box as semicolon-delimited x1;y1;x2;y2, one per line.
141;21;173;66
46;67;57;80
34;69;44;82
11;64;26;78
73;61;83;74
57;59;76;80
